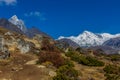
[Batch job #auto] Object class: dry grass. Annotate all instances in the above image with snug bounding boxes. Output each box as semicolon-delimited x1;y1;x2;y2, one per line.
73;61;106;80
0;53;53;80
0;27;8;34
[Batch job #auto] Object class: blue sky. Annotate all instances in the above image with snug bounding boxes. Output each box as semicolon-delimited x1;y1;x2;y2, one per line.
0;0;120;38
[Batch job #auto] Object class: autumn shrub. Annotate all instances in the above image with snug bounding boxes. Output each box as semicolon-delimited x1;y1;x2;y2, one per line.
38;51;64;68
38;37;65;68
41;38;60;52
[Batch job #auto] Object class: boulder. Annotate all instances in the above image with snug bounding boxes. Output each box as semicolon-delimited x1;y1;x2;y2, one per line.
49;71;57;77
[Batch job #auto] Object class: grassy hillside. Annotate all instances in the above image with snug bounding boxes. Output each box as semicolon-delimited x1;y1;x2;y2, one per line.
0;28;120;80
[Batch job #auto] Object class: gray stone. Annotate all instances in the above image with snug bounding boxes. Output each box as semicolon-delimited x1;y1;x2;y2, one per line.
49;71;57;77
17;39;30;53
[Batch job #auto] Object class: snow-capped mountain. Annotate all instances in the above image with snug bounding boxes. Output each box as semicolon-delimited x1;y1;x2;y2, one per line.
58;31;120;47
9;15;27;33
8;15;52;38
0;18;24;34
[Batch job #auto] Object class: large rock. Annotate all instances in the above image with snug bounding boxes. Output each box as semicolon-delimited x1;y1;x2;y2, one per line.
0;50;10;59
17;39;30;54
0;36;10;59
0;35;4;51
49;71;56;77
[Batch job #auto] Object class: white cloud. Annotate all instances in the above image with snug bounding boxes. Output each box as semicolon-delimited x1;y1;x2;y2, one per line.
0;0;17;6
24;11;42;17
24;11;46;21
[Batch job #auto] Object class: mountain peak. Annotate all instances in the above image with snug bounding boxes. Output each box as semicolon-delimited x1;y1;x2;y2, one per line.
81;30;94;36
58;31;120;47
58;36;65;39
10;15;19;21
83;30;92;34
9;15;27;33
77;30;95;39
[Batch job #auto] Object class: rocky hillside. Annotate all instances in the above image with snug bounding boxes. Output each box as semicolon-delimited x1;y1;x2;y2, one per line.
27;27;52;38
0;18;24;35
103;37;120;49
0;25;56;80
0;16;120;80
56;38;80;49
9;15;27;33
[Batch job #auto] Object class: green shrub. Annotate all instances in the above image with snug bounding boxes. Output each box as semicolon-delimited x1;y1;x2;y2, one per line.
103;65;120;74
65;51;104;67
65;51;75;57
64;59;74;67
75;47;83;53
105;74;120;80
53;65;79;80
53;73;69;80
85;56;105;66
110;54;120;61
103;64;120;80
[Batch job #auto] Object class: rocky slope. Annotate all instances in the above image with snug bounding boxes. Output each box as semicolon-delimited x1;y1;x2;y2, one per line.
0;18;24;35
9;15;27;33
27;27;52;39
103;37;120;49
0;16;120;80
56;38;80;49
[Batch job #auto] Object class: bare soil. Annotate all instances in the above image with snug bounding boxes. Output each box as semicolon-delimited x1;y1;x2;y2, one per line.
0;53;53;80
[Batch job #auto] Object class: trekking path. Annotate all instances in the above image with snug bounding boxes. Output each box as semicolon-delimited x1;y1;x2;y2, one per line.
0;53;55;80
25;59;38;65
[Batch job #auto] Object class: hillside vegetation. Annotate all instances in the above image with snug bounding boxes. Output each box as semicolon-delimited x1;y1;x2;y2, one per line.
0;27;120;80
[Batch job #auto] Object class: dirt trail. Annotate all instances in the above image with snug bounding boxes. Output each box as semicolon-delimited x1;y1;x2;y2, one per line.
25;59;38;65
0;53;53;80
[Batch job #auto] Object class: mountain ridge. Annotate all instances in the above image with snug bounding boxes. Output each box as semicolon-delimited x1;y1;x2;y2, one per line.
9;15;27;33
0;18;24;35
58;31;120;47
0;15;52;39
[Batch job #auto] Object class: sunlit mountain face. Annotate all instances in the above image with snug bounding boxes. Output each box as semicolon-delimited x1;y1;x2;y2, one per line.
58;31;120;47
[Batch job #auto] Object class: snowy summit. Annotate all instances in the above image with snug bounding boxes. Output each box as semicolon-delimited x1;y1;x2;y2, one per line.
58;31;120;47
9;15;27;33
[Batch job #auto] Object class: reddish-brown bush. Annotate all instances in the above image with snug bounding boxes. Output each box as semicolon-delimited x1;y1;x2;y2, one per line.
39;51;64;68
39;38;64;67
41;38;60;52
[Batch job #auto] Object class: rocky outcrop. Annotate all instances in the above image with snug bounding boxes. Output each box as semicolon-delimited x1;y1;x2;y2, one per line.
56;38;79;50
0;18;24;35
0;35;10;59
103;37;120;49
0;32;33;54
0;50;10;59
9;15;27;33
17;39;30;53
